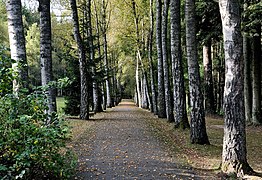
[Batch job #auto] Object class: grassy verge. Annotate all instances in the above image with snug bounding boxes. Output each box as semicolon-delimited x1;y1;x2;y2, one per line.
146;115;262;177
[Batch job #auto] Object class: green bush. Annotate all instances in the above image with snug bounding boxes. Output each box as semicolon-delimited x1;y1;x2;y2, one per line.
0;90;76;179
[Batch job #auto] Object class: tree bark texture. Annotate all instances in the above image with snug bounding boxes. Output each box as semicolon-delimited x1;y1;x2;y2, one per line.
219;0;252;176
156;0;166;118
185;0;209;144
162;0;174;122
149;0;158;114
203;41;215;114
170;0;189;128
6;0;28;94
251;25;261;125
39;0;57;113
70;0;89;119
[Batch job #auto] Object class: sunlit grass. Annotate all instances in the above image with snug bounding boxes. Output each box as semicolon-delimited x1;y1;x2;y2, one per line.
56;97;65;114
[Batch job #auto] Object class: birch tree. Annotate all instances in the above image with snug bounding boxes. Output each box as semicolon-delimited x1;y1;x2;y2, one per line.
39;0;56;113
70;0;89;119
148;0;157;114
162;0;174;122
219;0;253;176
185;0;209;144
6;0;28;94
156;0;166;118
170;0;189;128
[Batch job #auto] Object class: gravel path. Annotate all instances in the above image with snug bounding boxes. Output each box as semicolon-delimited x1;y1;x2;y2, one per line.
73;100;205;179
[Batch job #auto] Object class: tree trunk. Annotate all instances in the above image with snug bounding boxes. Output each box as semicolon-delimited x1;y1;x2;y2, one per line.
135;53;142;107
94;0;105;111
156;0;166;118
170;0;189;128
251;24;261;125
185;0;209;144
243;34;252;123
149;0;157;114
162;0;174;122
86;0;100;113
219;0;253;176
70;0;89;119
103;33;112;108
6;0;28;94
203;40;215;114
39;0;56;114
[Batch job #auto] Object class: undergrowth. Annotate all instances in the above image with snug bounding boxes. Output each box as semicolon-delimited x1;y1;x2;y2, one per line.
0;90;76;179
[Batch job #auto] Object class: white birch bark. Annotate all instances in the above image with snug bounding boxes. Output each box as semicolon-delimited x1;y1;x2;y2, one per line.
6;0;28;94
219;0;253;176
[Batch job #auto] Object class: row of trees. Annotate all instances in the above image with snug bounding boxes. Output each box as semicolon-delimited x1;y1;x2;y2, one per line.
119;0;261;177
0;0;261;178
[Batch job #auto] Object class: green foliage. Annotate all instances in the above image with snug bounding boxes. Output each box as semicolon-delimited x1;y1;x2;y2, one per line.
0;46;14;96
0;90;76;179
242;1;262;35
196;0;222;44
25;23;41;87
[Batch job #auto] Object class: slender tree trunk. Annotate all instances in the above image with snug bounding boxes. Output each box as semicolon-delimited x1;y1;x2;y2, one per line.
170;0;189;128
185;0;209;144
243;1;252;123
39;0;56;114
219;0;253;176
251;25;261;125
243;34;252;123
103;33;112;108
6;0;28;94
149;0;157;114
162;0;174;122
156;0;166;118
70;0;89;119
203;40;215;114
135;53;142;107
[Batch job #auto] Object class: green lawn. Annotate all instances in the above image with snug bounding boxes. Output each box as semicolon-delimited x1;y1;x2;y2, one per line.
56;97;65;114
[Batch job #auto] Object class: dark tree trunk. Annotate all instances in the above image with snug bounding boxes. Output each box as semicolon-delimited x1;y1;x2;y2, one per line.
219;0;253;176
39;0;57;114
203;40;215;114
156;0;166;118
6;0;28;94
251;25;261;125
70;0;89;119
185;0;209;144
170;0;189;128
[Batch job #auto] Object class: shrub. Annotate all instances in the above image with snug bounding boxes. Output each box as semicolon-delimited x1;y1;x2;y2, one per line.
0;90;76;179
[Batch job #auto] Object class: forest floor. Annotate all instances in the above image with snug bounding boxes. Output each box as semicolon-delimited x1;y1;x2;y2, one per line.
65;99;262;180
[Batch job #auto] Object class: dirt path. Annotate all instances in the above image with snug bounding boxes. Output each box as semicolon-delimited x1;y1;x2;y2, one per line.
72;100;211;179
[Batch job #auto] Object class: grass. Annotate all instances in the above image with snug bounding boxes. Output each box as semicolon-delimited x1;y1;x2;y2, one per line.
56;97;66;114
146;115;262;178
